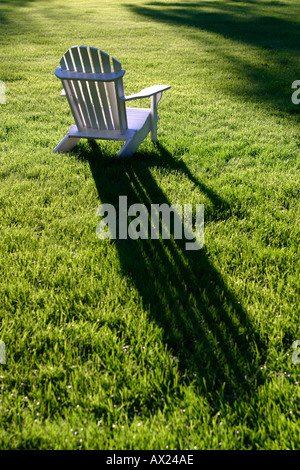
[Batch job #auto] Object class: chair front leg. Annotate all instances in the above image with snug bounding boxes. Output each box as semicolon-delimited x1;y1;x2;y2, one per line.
53;134;81;153
150;92;162;142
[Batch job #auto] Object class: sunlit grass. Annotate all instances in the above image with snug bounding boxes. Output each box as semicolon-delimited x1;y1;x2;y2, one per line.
0;0;299;450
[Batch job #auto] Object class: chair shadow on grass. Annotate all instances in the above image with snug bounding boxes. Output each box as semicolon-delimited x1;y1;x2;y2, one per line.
74;141;265;404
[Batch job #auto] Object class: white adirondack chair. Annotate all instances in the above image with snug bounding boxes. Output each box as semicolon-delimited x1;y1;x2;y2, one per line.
53;46;171;157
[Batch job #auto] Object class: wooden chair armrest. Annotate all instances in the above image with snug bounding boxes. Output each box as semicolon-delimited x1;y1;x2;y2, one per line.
120;85;171;102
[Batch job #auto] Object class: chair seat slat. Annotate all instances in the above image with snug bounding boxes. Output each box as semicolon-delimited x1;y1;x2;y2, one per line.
69;47;93;128
101;50;120;130
90;47;113;130
79;47;107;130
79;46;103;130
113;57;128;132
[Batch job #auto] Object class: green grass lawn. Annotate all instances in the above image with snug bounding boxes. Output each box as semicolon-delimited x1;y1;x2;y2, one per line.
0;0;300;450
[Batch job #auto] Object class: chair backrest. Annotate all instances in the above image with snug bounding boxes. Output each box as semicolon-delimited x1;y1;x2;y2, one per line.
58;46;128;133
